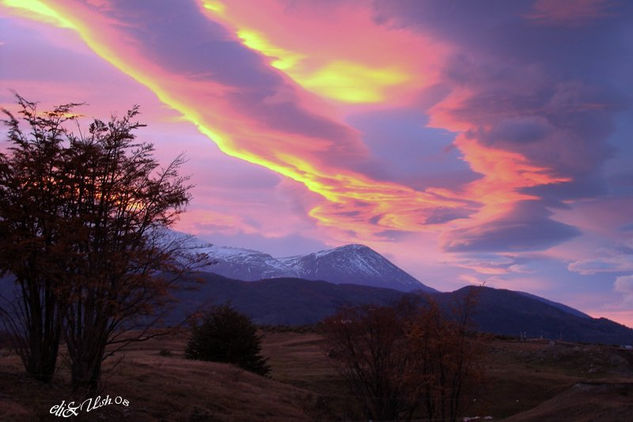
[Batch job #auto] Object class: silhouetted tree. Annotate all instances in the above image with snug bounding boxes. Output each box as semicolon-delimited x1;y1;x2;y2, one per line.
185;304;270;376
406;295;484;422
322;294;484;422
0;96;80;382
0;95;205;391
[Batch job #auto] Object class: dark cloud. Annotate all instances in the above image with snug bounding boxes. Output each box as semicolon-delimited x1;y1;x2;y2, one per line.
228;92;360;149
442;201;580;252
372;0;632;253
372;0;632;169
470;116;552;145
375;230;411;241
424;207;472;225
620;223;633;232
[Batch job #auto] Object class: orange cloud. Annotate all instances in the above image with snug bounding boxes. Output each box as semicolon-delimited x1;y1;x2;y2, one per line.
428;84;570;231
197;0;445;105
454;134;570;223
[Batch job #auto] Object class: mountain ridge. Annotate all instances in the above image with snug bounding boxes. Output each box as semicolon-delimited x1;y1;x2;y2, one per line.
171;272;633;345
177;234;436;293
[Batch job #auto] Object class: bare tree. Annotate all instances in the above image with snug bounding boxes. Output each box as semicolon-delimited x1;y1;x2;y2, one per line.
0;96;206;391
322;299;419;420
322;294;484;422
0;96;80;382
406;294;484;422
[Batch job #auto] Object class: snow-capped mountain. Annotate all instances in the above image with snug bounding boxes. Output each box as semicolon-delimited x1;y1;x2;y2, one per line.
155;230;297;280
200;245;297;281
176;233;435;292
278;244;435;292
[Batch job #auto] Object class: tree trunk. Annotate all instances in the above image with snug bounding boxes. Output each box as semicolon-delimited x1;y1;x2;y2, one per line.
19;280;62;383
70;349;104;393
25;326;60;383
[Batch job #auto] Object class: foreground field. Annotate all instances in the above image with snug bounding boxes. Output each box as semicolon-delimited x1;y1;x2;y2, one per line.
1;329;632;421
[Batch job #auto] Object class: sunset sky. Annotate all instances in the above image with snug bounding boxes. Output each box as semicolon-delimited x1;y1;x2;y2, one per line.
1;0;632;326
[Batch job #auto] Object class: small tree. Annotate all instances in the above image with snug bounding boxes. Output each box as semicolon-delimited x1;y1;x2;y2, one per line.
185;304;270;376
322;295;484;422
406;298;484;422
322;300;419;420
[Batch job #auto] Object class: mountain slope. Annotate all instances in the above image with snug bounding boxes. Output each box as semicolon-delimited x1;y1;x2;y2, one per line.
173;272;406;326
172;273;633;345
436;286;633;345
517;291;590;320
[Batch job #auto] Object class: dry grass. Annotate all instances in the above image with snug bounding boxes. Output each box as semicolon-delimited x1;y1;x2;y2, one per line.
0;331;317;421
1;330;631;421
503;382;633;422
465;339;633;419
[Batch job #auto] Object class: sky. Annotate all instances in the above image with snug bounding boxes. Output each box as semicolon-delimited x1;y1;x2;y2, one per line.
1;0;633;327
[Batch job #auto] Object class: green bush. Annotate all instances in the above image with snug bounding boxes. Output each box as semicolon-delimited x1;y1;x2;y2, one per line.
185;304;270;376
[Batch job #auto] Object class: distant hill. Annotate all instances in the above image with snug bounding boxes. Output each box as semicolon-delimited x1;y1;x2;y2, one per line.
172;273;633;345
3;250;631;344
434;286;633;345
516;291;590;319
172;272;405;326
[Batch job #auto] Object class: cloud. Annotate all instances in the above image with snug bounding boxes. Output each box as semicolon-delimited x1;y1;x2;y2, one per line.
4;0;632;279
451;253;541;275
615;274;633;292
568;255;633;275
443;201;580;252
614;274;633;303
526;0;615;26
371;0;632;255
473;116;553;145
453;254;515;275
0;0;484;242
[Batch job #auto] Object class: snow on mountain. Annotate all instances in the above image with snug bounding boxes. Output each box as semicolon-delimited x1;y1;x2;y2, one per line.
190;244;298;281
279;244;436;293
169;232;436;292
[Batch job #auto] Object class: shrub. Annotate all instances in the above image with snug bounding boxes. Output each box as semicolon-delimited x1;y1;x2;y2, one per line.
185;304;270;376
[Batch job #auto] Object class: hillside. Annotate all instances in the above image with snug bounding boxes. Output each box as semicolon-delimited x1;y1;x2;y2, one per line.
172;273;633;345
438;286;633;345
0;332;317;421
173;272;405;325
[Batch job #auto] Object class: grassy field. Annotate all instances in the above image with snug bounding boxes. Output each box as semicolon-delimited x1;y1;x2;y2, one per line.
1;329;632;421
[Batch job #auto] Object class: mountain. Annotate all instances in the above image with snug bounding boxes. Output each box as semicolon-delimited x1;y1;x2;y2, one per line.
182;236;435;293
278;244;434;292
199;245;297;281
3;265;631;344
172;273;633;345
